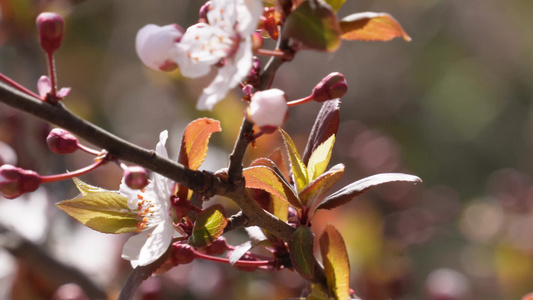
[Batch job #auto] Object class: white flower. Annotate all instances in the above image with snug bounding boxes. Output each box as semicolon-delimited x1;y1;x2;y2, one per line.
120;130;176;268
136;24;184;72
174;0;263;110
248;88;288;130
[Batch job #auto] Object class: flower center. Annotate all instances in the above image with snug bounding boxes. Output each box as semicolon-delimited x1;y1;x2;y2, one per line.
135;192;162;233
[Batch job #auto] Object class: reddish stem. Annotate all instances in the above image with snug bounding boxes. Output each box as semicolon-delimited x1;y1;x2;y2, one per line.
40;158;107;183
193;249;273;267
255;48;285;58
0;73;41;99
287;95;314;107
46;52;57;97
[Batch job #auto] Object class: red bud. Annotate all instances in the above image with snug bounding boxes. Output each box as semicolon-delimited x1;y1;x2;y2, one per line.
0;165;41;199
171;243;196;265
36;12;65;53
124;166;149;190
311;72;348;102
47;128;78;154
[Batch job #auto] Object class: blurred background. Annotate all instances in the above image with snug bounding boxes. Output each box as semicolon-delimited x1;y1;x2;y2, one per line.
1;0;533;299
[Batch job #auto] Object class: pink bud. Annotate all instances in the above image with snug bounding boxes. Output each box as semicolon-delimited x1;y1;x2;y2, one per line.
0;165;41;199
47;128;78;154
124;166;149;190
136;24;183;72
311;72;348;102
171;243;196;265
247;89;288;133
36;12;65;53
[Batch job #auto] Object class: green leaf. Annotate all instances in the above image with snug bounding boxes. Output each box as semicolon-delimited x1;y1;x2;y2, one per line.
73;177;108;196
307;134;336;181
302;99;340;165
323;0;345;12
244;164;302;209
284;0;342;52
340;12;411;42
178;118;222;170
320;224;350;299
300;163;344;208
188;205;228;248
57;190;138;234
279;128;309;193
289;226;315;279
316;173;422;211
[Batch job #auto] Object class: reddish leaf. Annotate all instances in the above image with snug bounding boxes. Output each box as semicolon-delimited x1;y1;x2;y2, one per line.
340;12;411;42
320;224;350;299
243;165;302;209
284;0;342;52
299;163;344;208
268;148;291;182
289;226;315;279
302;99;340;165
178;118;222;170
315;173;422;211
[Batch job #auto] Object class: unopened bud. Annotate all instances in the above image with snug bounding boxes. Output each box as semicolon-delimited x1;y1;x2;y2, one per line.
311;72;348;102
247;89;288;133
36;12;65;53
171;243;196;265
47;128;78;154
136;24;183;72
0;165;41;199
124;166;149;190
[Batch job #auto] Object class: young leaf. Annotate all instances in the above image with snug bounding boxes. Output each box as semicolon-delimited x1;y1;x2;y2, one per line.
280;128;309;193
73;177;109;196
284;0;342;52
307;134;336;181
340;12;411;42
268;148;291;182
324;0;345;12
243;165;302;208
302;99;340;165
270;195;290;222
188;205;228;248
316;173;422;211
320;224;350;299
289;225;316;279
178;118;222;170
300;163;344;208
57;192;138;234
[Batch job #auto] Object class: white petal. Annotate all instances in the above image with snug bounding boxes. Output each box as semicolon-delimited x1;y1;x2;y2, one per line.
196;65;236;110
249;89;288;127
37;76;51;98
136;24;183;71
119;178;142;210
137;219;174;267
236;0;263;36
121;229;150;268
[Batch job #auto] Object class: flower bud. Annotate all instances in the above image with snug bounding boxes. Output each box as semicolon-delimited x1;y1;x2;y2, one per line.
136;24;183;72
171;243;196;265
47;128;78;154
247;89;288;133
311;72;348;102
123;166;149;190
36;12;65;54
0;165;41;199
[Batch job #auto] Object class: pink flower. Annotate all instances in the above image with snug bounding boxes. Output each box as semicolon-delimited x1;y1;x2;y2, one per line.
174;0;263;110
136;24;184;72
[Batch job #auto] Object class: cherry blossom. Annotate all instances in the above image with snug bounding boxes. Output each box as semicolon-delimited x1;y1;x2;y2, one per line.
248;88;288;132
120;131;177;267
136;24;184;72
174;0;263;110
